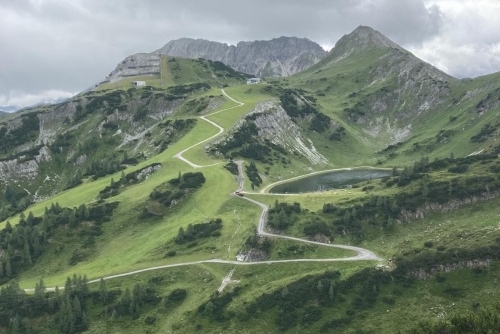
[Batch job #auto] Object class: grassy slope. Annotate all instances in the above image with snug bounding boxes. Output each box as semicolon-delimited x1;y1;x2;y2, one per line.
2;43;500;334
11;86;355;290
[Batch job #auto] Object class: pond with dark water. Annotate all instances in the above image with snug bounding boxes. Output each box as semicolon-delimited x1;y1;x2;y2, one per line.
269;169;392;194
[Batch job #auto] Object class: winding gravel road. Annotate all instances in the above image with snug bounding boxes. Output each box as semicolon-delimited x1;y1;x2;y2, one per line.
25;89;381;291
176;90;380;262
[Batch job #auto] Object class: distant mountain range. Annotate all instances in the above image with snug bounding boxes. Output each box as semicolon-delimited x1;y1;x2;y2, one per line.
106;36;327;81
0;105;19;113
0;97;70;114
155;36;327;77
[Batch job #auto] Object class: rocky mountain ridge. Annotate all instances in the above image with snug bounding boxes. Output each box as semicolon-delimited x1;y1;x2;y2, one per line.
106;36;327;82
156;36;327;77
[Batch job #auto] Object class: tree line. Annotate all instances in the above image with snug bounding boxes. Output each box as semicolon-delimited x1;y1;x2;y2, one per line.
0;201;118;282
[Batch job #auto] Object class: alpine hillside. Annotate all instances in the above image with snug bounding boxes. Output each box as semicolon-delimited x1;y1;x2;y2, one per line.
1;25;500;334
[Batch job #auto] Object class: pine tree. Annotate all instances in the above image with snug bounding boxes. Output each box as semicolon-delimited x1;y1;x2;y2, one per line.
83;206;90;220
204;301;215;316
99;278;108;305
343;210;351;224
176;227;185;243
6;257;12;277
129;296;139;318
24;240;32;265
317;280;323;291
177;171;184;186
10;314;20;334
19;212;26;224
59;293;74;334
121;288;132;311
277;208;287;230
72;295;82;323
34;278;46;309
281;286;289;298
65;277;73;296
81;275;89;297
421;175;429;199
329;282;335;300
27;211;35;225
133;283;144;308
32;235;43;257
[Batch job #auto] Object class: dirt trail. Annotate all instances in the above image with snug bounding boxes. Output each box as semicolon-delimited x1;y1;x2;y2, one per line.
25;89;381;291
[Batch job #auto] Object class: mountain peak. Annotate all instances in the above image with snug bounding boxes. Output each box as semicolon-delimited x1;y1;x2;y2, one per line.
350;26;401;49
329;26;403;59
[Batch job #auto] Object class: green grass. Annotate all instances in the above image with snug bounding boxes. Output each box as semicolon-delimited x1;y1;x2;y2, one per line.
78;261;371;334
3;39;500;334
9;87;279;289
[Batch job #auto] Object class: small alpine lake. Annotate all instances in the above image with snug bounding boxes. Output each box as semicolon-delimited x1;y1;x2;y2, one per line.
268;168;393;194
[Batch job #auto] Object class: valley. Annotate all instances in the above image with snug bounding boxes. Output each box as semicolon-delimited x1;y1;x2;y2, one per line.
1;26;500;333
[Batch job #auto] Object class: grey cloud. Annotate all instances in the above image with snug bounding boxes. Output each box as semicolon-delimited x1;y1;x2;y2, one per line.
0;0;497;108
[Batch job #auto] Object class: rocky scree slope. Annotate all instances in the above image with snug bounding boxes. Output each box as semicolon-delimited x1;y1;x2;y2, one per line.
104;53;161;82
0;87;208;216
208;100;328;165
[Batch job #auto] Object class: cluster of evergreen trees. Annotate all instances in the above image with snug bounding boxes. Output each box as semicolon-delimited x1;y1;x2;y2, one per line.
1;185;32;221
0;201;118;282
0;273;165;333
148;172;206;208
293;154;500;239
0;275;90;333
243;233;272;256
243;241;500;332
223;161;239;175
143;172;206;218
99;163;162;199
279;89;346;140
175;218;222;244
0;113;40;153
245;162;262;189
197;287;241;322
268;201;301;231
167;171;206;189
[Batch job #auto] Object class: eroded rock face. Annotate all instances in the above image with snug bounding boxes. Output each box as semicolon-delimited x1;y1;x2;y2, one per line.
0;146;52;182
252;104;328;165
105;53;161;82
406;259;492;280
398;190;500;223
211;101;328;165
155;36;327;77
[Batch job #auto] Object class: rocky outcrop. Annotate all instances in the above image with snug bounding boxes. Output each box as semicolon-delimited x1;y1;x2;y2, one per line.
0;146;52;182
105;53;161;82
210;101;328;165
252;104;328;164
155;36;327;77
406;259;491;280
398;190;500;223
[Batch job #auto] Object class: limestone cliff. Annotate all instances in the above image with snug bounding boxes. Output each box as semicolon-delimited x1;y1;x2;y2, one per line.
155;36;327;77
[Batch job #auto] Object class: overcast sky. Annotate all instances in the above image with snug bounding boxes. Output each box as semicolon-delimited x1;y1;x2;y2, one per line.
1;0;500;109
